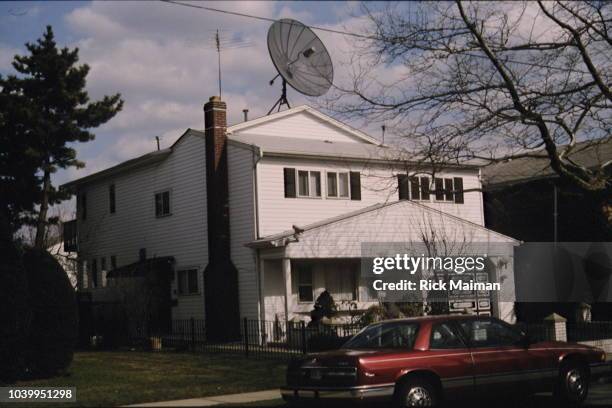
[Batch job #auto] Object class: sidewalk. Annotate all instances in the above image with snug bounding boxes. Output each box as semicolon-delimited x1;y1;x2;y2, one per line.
125;390;281;407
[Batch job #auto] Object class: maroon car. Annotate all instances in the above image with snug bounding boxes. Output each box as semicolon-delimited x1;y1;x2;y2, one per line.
281;315;611;407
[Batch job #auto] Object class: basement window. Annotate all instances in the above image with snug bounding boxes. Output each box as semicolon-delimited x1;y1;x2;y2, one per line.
155;190;171;217
178;269;199;295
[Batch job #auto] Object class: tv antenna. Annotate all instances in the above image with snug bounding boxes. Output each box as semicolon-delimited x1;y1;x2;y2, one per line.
267;19;334;115
200;29;254;98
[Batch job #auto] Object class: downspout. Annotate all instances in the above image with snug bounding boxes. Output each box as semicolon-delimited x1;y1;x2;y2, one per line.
252;147;265;324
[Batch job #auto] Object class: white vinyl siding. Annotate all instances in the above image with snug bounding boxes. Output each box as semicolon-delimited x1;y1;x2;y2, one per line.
233;110;368;143
256;156;484;237
75;132;208;319
227;144;258;320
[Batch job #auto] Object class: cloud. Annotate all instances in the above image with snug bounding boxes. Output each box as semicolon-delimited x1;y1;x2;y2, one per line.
47;1;392;190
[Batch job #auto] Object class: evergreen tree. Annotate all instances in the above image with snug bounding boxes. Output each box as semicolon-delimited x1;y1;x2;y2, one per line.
0;26;123;244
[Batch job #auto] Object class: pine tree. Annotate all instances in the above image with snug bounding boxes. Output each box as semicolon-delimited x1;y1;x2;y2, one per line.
0;26;123;244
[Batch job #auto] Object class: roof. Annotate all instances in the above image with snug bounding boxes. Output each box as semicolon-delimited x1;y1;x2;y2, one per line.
482;136;612;188
230;134;408;163
60;129;201;190
247;199;519;248
227;105;382;145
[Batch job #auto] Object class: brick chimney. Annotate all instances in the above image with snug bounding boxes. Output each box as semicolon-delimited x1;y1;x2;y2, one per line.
203;96;240;341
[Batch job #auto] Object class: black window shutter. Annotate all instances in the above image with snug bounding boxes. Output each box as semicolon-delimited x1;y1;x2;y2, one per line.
284;168;296;198
420;177;430;200
453;177;464;204
434;178;444;200
398;174;409;200
350;171;361;200
410;178;420;200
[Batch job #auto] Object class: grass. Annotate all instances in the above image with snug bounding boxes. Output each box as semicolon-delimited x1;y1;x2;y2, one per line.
16;351;287;407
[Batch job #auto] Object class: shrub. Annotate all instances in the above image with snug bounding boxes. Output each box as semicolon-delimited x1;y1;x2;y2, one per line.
309;290;337;326
0;219;30;383
21;248;78;379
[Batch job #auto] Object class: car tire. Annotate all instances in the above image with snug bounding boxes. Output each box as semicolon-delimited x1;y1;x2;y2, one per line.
394;377;438;408
554;362;589;407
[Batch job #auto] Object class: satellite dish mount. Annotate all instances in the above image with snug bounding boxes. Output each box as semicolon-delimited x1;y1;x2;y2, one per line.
266;18;334;115
268;75;290;114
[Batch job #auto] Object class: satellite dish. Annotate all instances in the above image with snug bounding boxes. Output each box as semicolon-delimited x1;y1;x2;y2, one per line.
267;18;334;114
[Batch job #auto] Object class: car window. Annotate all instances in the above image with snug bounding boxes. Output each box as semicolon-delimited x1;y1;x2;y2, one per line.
430;322;466;349
343;322;419;349
459;319;522;348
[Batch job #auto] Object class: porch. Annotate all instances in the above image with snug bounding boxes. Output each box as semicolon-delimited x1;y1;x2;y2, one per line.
248;200;521;326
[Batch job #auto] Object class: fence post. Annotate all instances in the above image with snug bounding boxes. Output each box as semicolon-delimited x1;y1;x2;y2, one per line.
244;318;249;357
301;321;307;355
544;313;567;342
190;318;195;351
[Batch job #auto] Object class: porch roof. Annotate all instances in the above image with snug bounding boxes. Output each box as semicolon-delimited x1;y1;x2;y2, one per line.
246;201;519;258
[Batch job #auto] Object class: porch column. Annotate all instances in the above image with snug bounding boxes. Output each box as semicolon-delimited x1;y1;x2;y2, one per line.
282;258;292;322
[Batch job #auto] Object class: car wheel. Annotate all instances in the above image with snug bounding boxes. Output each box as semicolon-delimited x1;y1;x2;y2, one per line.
395;377;438;407
554;363;589;407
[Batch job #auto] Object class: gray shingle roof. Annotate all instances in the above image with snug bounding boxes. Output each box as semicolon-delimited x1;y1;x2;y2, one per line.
482;136;612;188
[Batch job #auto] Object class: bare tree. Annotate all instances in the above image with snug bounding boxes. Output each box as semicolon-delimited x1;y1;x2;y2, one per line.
325;1;611;195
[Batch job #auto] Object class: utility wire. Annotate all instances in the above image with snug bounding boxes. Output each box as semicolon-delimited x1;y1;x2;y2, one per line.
160;0;592;75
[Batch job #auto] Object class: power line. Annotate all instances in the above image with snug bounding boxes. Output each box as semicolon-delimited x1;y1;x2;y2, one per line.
159;0;591;75
160;0;373;39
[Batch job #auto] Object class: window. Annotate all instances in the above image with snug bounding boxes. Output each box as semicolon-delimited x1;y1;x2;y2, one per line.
178;269;199;295
91;259;98;288
155;191;171;217
327;172;337;197
343;321;419;349
139;248;146;262
110;255;117;270
459;318;522;348
430;323;466;349
323;263;357;301
327;172;350;198
433;177;464;204
80;193;87;220
109;184;116;213
100;257;107;287
297;265;313;302
295;170;321;198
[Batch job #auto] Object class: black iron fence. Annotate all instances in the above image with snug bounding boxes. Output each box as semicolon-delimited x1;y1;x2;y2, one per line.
123;318;365;360
90;316;612;359
568;321;612;342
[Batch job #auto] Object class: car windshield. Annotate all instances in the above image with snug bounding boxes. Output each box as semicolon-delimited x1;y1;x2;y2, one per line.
342;321;419;350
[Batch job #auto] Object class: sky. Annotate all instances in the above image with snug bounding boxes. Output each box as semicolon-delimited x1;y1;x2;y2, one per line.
0;1;376;193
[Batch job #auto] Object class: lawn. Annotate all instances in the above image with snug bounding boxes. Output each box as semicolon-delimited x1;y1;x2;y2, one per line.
17;351;287;407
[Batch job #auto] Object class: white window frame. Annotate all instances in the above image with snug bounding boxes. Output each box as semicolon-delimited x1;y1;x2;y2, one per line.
296;170;322;198
155;189;172;217
326;171;350;199
177;268;200;296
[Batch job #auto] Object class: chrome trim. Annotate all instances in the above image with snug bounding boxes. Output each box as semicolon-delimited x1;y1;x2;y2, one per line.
281;383;395;400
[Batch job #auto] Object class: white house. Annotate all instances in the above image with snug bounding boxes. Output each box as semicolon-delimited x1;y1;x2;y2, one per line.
61;96;518;340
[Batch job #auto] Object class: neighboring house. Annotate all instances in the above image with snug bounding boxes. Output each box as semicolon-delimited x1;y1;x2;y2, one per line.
482;136;612;243
47;234;78;289
61;96;518;340
482;137;612;321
